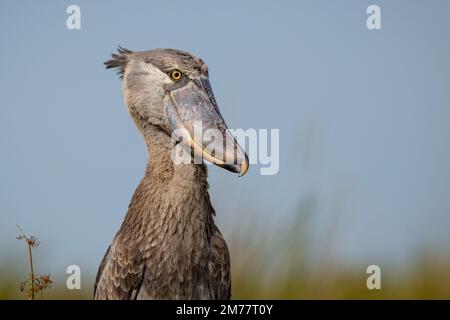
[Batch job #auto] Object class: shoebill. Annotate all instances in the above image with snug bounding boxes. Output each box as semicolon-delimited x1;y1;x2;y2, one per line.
94;48;249;299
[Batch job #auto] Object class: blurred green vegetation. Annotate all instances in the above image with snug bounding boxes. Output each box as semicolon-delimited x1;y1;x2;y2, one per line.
229;237;450;299
228;196;450;299
1;250;449;299
2;253;449;299
1;197;449;299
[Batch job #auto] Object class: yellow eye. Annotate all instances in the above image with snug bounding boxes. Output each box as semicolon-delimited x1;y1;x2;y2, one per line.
170;69;182;81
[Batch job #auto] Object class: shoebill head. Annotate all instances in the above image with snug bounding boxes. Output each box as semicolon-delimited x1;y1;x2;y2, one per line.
105;47;248;176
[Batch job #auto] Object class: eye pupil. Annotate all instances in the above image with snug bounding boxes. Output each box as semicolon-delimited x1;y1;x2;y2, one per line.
171;70;182;80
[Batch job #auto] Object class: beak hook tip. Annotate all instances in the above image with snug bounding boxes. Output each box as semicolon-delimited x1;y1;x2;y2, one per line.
238;157;249;177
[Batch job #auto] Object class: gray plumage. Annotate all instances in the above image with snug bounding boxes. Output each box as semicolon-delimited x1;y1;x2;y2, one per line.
94;48;247;300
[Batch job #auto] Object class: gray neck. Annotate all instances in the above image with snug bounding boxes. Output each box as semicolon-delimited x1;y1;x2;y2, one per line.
142;124;209;186
116;122;214;262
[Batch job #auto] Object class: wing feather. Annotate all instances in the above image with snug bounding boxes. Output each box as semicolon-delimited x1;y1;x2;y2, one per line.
208;226;231;299
93;241;144;300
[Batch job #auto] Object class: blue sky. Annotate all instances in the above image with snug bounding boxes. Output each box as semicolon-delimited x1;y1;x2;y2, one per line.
1;0;449;286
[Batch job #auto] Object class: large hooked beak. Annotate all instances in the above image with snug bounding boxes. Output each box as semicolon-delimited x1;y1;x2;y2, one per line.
165;75;249;176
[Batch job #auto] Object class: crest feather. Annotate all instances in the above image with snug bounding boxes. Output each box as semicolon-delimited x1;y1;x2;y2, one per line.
104;46;133;79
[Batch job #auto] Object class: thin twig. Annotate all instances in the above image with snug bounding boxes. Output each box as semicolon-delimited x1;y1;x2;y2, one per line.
17;225;35;300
